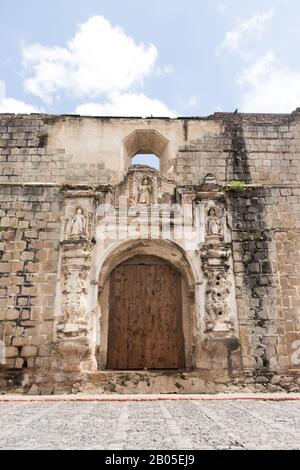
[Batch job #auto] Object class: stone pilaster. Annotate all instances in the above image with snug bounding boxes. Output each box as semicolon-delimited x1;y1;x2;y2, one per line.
53;188;97;372
198;188;240;356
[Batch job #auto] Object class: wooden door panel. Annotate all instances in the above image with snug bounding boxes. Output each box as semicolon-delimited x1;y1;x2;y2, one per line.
128;265;146;369
106;266;128;370
106;263;185;370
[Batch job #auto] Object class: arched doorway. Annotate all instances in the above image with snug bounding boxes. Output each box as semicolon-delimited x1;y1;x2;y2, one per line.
106;255;185;370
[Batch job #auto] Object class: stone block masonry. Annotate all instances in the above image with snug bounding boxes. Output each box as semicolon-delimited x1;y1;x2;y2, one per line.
0;185;61;375
0;111;300;395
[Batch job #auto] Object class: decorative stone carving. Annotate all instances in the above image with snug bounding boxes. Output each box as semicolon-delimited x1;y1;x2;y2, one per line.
206;206;223;240
62;271;88;324
69;208;86;239
54;332;92;373
54;237;97;372
205;271;233;333
201;202;237;340
202;244;230;331
138;176;153;205
54;191;98;373
203;174;217;186
203;336;240;355
116;166;167;208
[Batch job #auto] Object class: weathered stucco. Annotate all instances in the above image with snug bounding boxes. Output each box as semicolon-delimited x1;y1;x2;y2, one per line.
0;111;300;395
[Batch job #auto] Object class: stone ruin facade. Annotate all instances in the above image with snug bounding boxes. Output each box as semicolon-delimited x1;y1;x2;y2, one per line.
0;111;300;395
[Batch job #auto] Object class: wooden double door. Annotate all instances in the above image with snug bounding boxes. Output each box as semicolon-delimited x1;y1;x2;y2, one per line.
106;258;185;370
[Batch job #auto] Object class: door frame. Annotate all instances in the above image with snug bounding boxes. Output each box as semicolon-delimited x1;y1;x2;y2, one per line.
97;241;196;371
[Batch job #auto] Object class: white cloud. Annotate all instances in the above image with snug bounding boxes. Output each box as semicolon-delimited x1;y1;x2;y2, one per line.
75;91;176;117
238;51;275;87
218;10;273;54
238;52;300;112
0;98;41;113
178;95;199;112
218;3;227;14
162;64;174;75
186;95;199;108
153;64;174;77
0;79;41;113
0;80;5;100
22;16;159;104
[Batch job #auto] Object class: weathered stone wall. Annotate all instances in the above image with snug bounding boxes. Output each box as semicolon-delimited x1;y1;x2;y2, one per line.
175;113;300;186
229;188;300;391
0;185;61;391
1;112;299;185
0;111;300;394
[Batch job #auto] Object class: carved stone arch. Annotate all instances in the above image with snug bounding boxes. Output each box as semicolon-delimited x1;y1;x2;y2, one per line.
97;238;197;292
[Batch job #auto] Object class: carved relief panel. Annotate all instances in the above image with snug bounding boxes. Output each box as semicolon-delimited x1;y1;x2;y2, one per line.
65;200;94;241
206;205;223;239
137;176;154;205
113;165;175;208
54;190;98;372
198;195;239;345
201;243;234;334
62;270;88;325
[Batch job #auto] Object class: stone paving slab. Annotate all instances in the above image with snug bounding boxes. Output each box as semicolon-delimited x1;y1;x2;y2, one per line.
0;397;300;449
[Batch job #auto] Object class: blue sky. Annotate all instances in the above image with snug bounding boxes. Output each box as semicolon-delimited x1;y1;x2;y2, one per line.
1;0;300;116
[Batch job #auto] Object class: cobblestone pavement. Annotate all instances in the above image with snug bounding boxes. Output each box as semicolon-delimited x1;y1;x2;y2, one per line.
0;399;300;450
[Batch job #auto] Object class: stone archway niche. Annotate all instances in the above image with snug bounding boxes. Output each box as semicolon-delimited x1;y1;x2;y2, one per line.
122;129;170;173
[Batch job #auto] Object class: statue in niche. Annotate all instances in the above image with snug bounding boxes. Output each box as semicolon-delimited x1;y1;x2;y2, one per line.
63;271;88;324
206;207;222;237
138;177;153;205
70;208;86;238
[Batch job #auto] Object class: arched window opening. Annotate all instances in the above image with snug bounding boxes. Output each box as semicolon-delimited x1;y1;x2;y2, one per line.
132;153;160;170
123;129;169;173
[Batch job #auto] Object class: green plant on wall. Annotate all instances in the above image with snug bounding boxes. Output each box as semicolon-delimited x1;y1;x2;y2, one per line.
226;181;247;192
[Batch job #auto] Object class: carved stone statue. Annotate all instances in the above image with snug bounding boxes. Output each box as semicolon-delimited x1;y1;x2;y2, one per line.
70;208;86;238
63;271;88;324
138;177;153;205
206;207;222;237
